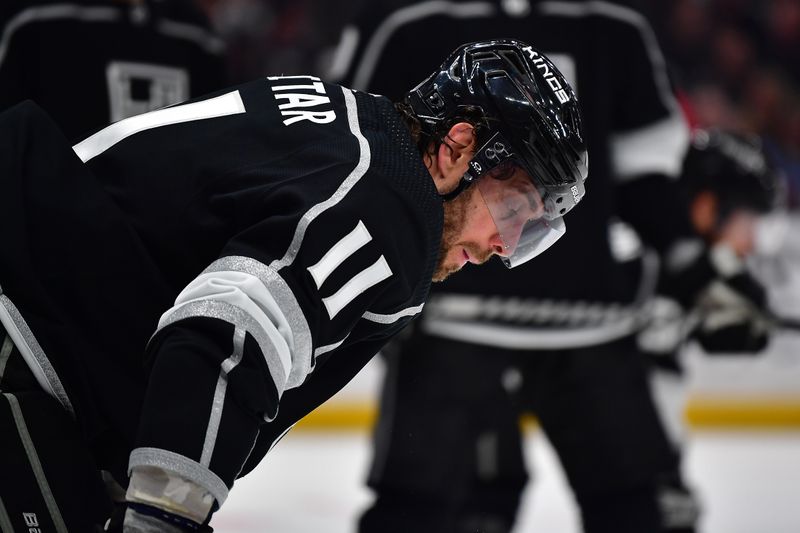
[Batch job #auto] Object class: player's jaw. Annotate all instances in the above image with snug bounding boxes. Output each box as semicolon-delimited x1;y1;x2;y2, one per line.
433;186;502;282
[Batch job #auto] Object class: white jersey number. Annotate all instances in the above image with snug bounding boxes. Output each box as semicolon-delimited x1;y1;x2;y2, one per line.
307;221;392;319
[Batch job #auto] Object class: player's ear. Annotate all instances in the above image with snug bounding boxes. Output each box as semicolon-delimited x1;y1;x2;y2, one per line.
433;122;475;193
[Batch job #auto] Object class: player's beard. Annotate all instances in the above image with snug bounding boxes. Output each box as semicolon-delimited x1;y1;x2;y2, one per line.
433;186;490;282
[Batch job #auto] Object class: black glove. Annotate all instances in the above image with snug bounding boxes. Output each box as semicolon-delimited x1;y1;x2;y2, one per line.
692;272;771;353
659;242;772;354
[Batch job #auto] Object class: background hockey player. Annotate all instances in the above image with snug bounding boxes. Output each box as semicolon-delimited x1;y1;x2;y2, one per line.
0;0;228;141
323;1;772;532
0;40;587;532
644;127;783;486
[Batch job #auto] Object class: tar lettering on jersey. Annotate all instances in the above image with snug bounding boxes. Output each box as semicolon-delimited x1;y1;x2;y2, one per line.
522;46;571;105
268;75;337;126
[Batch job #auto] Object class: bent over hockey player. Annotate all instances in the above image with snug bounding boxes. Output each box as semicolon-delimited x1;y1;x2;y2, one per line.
0;40;587;531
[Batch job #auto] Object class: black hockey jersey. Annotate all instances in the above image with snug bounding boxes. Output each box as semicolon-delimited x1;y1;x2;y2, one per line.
331;0;693;348
0;0;227;142
0;76;441;508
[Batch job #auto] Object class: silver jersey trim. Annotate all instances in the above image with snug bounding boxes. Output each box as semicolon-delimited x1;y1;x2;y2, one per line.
201;327;247;467
155;299;288;397
0;495;13;532
154;256;313;394
363;303;425;324
202;256;313;390
422;313;647;350
423;251;659;349
4;393;68;532
129;447;229;507
0;295;74;416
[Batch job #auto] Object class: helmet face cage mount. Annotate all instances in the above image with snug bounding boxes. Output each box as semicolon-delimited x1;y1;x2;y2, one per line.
404;39;588;267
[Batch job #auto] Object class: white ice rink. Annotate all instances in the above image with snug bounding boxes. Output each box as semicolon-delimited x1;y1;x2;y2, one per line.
213;428;800;533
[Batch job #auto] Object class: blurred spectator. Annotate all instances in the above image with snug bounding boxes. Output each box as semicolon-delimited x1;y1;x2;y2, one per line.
198;0;364;82
647;0;800;207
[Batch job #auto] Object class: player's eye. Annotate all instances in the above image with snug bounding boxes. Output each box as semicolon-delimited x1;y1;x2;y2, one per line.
501;205;521;221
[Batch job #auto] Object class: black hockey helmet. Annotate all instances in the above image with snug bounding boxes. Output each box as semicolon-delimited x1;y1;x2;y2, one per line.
681;129;781;222
403;39;588;267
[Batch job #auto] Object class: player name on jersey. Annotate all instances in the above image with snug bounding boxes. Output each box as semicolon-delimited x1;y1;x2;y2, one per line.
268;75;337;126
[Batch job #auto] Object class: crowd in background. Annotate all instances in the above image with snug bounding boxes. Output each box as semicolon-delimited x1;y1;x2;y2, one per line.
195;0;800;208
647;0;800;207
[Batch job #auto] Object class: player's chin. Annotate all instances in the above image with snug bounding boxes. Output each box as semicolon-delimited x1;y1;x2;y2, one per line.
431;260;464;283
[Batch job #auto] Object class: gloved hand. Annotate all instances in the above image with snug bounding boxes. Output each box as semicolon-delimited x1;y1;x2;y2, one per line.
692;271;771;353
659;241;772;354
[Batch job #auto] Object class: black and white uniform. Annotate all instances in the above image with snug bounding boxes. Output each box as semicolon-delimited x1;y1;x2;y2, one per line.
0;0;227;142
0;76;441;529
329;1;698;532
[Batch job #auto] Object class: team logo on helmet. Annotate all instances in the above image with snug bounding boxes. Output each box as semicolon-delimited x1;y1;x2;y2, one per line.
522;46;571;104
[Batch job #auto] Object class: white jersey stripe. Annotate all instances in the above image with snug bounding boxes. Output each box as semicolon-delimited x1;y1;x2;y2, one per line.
322;256;392;319
348;1;497;90
1;5;224;71
307;220;372;288
73;90;246;162
200;327;246;467
155;19;225;55
271;87;371;271
0;5;119;70
537;1;689;179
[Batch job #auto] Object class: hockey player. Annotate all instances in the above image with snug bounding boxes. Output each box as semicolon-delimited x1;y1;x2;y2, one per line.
646;128;782;438
0;0;227;142
0;40;587;532
674;129;781;352
323;1;755;532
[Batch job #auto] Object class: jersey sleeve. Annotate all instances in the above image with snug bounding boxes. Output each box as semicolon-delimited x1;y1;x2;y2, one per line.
131;163;430;512
607;10;689;181
0;4;29;113
608;9;695;252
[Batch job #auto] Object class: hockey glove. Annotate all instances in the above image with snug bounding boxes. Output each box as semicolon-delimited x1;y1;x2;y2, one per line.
692;272;770;353
659;242;772;354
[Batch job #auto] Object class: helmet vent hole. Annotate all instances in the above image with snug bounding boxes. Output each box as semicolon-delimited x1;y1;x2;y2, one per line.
498;50;526;74
560;208;566;214
449;58;463;80
556;197;563;204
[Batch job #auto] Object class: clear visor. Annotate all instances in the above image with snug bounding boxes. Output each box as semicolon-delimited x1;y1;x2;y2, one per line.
476;163;567;268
